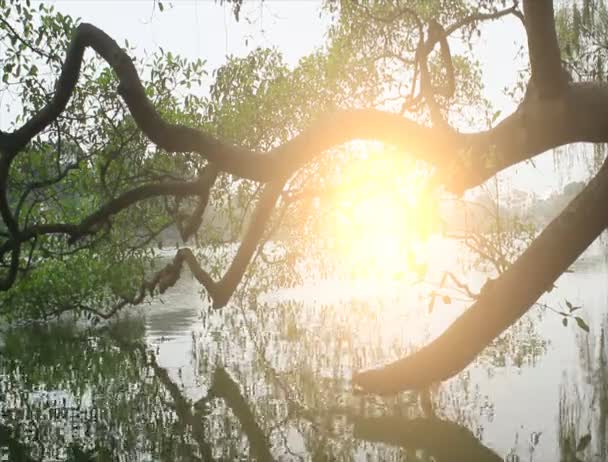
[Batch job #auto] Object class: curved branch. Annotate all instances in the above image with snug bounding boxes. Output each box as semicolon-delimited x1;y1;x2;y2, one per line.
0;23;460;186
354;156;608;394
4;21;605;201
131;180;284;309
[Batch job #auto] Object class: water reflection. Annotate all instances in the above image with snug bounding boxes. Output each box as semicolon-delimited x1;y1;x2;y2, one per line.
559;313;608;462
352;415;502;462
0;242;607;460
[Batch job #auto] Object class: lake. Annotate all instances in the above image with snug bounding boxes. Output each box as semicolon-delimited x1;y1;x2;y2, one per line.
0;238;607;461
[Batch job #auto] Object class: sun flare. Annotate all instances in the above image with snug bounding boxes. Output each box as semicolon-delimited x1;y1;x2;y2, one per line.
325;151;438;280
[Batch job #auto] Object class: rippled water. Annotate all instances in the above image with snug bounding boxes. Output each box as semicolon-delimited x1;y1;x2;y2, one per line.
1;239;608;461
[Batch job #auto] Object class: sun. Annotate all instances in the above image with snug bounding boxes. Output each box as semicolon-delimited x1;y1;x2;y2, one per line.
325;151;437;280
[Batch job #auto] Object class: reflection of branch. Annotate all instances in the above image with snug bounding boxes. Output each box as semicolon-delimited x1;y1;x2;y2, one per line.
120;337;274;461
125;342;212;461
209;368;275;462
353;415;502;462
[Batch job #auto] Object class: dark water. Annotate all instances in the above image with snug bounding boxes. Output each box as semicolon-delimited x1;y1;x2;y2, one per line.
1;240;608;461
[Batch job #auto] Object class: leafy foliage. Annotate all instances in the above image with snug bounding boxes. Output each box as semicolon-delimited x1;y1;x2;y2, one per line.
0;0;558;334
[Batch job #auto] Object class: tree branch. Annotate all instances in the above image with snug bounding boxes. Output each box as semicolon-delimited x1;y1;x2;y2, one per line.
354;155;608;393
127;180;284;309
523;0;567;98
4;21;607;201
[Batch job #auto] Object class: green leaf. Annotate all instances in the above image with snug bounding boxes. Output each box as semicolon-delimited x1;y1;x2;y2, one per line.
566;300;573;310
562;318;568;327
575;316;590;333
576;433;591;452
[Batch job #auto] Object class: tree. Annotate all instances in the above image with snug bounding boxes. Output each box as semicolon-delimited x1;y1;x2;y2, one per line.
0;0;606;395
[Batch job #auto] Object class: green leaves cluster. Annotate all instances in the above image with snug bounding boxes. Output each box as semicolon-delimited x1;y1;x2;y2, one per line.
559;299;590;333
556;0;608;82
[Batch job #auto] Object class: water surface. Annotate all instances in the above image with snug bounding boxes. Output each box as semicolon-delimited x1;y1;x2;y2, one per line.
1;240;607;461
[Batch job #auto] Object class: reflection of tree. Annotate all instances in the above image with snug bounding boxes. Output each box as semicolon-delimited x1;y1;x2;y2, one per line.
200;292;547;460
127;339;274;462
210;368;274;461
0;321;276;461
0;300;546;461
559;315;608;462
0;322;196;461
353;415;502;462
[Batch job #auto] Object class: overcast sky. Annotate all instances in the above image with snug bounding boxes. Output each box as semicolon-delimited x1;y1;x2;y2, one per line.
2;1;595;197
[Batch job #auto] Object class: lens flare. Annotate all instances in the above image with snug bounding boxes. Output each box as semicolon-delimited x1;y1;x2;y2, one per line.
325;153;437;280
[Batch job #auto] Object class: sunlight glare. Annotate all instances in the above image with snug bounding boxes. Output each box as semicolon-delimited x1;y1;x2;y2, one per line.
326;149;437;281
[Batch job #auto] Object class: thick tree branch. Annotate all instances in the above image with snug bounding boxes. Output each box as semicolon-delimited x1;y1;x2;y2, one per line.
523;0;567;98
0;131;9;153
354;156;608;393
0;156;19;237
0;23;500;193
3;21;607;202
449;82;608;192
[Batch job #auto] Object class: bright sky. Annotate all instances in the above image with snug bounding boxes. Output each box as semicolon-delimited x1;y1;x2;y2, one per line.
2;1;596;197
